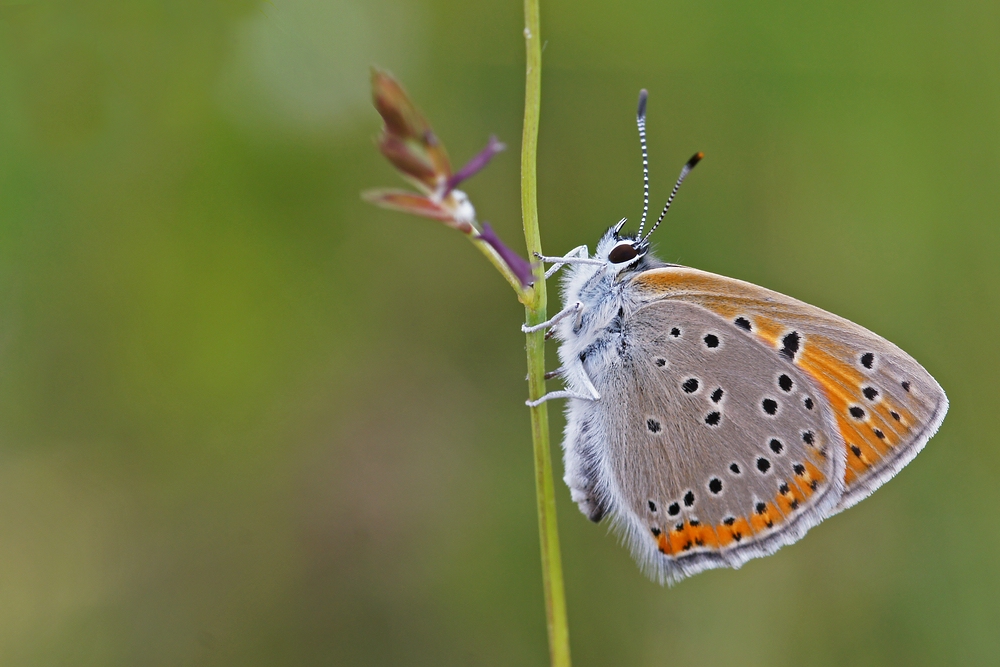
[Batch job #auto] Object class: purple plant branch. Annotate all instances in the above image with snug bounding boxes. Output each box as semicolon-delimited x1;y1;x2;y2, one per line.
444;136;506;196
478;223;534;287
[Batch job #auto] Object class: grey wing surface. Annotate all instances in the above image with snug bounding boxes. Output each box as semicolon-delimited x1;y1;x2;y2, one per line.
629;266;949;514
573;299;846;584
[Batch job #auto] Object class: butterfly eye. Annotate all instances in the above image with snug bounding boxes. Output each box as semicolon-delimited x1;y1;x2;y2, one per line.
608;243;639;264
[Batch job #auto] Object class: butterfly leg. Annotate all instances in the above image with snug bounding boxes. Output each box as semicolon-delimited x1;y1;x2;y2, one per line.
526;363;601;406
534;246;602;279
523;367;566;380
521;301;583;333
526;390;598;407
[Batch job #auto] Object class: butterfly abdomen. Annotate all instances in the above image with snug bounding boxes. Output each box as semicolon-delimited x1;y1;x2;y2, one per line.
555;258;648;524
562;409;611;522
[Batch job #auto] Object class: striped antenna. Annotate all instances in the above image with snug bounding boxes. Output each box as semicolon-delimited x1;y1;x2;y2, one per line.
635;89;651;238
643;152;703;242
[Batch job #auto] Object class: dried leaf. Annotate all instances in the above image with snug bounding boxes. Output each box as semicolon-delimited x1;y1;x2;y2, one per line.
371;68;451;190
362;189;474;233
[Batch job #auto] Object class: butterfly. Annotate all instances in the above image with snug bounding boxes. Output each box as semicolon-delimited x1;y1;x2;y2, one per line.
524;90;948;584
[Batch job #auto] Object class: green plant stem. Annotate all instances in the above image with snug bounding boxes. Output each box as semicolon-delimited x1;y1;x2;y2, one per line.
520;1;571;666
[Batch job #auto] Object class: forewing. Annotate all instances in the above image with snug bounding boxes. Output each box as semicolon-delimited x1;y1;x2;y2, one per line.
633;267;948;513
595;300;846;584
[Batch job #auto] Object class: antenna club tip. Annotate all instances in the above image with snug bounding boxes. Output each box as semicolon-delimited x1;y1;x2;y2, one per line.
637;89;648;119
687;152;705;168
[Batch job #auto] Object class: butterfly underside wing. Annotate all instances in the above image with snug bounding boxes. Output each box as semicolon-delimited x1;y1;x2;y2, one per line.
574;299;846;583
632;268;949;512
563;266;947;584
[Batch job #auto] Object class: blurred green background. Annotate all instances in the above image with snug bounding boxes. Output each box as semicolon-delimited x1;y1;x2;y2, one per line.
0;0;996;665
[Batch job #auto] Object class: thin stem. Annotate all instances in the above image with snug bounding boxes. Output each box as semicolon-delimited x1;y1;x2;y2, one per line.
521;1;571;666
470;235;532;302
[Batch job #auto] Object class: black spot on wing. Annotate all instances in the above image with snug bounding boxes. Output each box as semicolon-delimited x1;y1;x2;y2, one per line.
780;331;800;360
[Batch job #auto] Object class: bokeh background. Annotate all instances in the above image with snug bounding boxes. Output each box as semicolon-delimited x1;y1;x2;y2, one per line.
0;0;997;665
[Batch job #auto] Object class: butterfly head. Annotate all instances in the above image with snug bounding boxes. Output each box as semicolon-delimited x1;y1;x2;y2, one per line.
607;238;646;265
592;218;654;277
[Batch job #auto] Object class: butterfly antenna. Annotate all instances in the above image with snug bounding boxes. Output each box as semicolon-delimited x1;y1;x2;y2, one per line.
643;152;703;242
635;89;651;238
